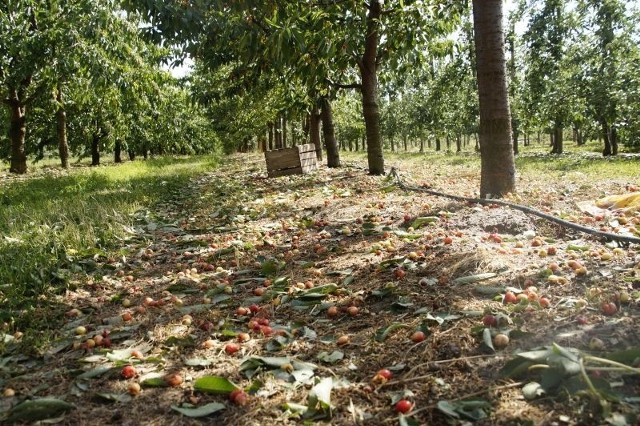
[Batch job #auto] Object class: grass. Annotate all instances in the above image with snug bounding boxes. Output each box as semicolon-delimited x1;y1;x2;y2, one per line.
364;138;640;184
0;156;219;339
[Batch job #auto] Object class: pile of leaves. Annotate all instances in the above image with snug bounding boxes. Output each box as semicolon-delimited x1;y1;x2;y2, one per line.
1;154;640;425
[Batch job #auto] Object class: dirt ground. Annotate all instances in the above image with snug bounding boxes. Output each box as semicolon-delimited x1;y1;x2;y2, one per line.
2;153;640;425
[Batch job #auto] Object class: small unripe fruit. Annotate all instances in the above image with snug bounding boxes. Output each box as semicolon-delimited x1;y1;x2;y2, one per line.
236;307;249;316
164;373;183;387
336;335;350;346
230;389;248;405
347;306;359;316
411;331;426;343
482;315;498;327
225;343;240;355
75;326;87;336
493;334;509;348
237;332;250;343
373;369;393;384
503;291;517;304
539;297;551;308
127;382;141;395
327;306;339;318
3;388;16;397
122;298;132;308
122;312;133;322
130;350;143;359
395;399;413;414
121;365;136;379
202;339;215;349
601;302;617;316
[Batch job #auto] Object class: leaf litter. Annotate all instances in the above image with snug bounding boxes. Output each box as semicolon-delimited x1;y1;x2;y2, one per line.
1;154;640;425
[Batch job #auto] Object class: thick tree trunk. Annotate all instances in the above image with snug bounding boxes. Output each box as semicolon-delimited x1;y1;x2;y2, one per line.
56;87;69;169
473;0;516;198
456;134;462;153
128;150;136;161
309;106;322;161
320;97;340;168
268;123;274;151
7;94;28;174
359;1;384;175
114;140;122;163
435;136;441;151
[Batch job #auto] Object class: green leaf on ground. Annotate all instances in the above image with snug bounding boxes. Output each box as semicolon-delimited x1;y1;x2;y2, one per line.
194;376;239;394
171;402;226;417
5;398;75;424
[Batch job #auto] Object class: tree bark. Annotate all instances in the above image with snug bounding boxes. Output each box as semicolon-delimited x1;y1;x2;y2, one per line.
359;1;384;175
309;105;323;161
268;123;274;151
114;140;122;163
472;0;516;198
56;87;69;169
551;122;563;154
7;92;28;174
282;112;288;148
91;133;101;166
320;97;340;168
128;150;136;161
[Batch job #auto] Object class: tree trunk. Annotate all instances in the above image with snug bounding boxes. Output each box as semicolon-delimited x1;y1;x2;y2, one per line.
275;118;282;149
512;118;519;155
551;123;563;154
7;92;28;174
473;0;516;198
282;112;288;148
114;140;122;163
403;134;408;151
611;125;618;155
268;123;274;151
600;119;618;157
310;106;322;161
128;150;136;161
56;87;69;169
91;133;101;166
320;97;340;168
435;136;441;151
456;133;462;152
359;1;384;175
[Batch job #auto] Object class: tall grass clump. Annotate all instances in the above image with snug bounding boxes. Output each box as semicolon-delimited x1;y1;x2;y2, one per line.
0;156;218;336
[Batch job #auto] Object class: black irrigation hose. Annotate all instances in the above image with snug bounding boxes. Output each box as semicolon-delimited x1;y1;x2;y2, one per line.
387;167;640;246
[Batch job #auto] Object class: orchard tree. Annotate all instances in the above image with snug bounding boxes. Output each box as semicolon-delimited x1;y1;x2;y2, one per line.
126;1;463;175
521;0;574;154
472;0;516;197
578;0;631;155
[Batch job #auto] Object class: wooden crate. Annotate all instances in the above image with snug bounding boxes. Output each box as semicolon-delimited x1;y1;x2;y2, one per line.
264;144;318;178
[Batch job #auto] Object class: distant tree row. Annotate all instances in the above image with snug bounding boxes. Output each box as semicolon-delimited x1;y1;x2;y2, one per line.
0;0;218;174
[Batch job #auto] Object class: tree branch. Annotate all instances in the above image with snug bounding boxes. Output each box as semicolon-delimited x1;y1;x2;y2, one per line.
325;78;361;90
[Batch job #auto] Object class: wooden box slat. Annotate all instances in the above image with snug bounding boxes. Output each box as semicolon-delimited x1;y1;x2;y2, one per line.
265;144;317;178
